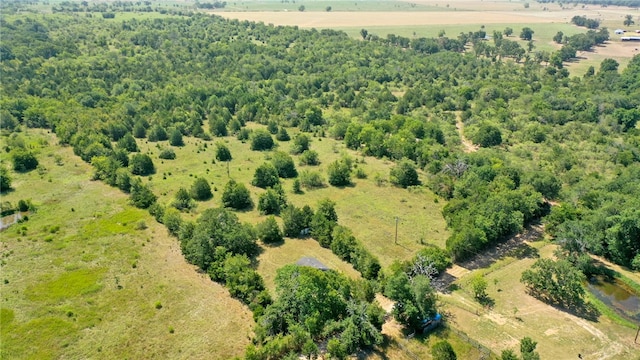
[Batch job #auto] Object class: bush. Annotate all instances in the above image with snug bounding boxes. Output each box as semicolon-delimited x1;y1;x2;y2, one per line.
257;187;286;215
130;179;157;209
431;340;457;360
159;148;176;160
172;188;195;211
275;127;290;141
130;154;155;176
290;134;310;155
299;170;325;189
257;216;283;244
11;149;38;172
0;166;12;192
472;124;502;147
271;151;297;178
251;129;275;151
169;129;184;147
327;159;351;187
299;150;320;166
215;142;232;162
190;177;212;201
252;163;280;189
222;179;253;210
390;160;420;188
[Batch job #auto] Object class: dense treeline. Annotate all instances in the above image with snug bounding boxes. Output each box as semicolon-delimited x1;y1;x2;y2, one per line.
536;0;640;6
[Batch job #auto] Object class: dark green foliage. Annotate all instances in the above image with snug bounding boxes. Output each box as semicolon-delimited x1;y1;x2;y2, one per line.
520;337;540;360
526;171;561;199
385;272;437;329
0;166;12;192
163;208;183;236
431;340;457;360
252;163;280;189
147;125;168;142
327;158;352;187
130;178;157;209
257;216;283;244
215;142;232;162
190;177;212;201
11;149;38;172
169;128;184;147
281;204;314;238
571;15;600;29
311;198;338;247
414;246;452;274
290;134;310;155
222;179;253;210
115;168;132;193
117;133;138;152
390;159;420;188
271;151;297;178
257;186;286;215
133;122;146;139
130;153;155;176
472;124;502;147
501;349;519;360
521;258;586;309
172;187;195;211
298;150;320;166
520;27;534;40
275;127;290;141
251;129;275;151
158;148;176;160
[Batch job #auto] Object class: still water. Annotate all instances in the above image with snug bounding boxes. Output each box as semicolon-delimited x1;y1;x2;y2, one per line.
587;276;640;324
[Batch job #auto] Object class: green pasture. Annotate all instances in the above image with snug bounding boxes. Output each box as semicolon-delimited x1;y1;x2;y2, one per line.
219;0;445;12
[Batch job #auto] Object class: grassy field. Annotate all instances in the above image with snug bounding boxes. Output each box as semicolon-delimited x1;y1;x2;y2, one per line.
138;125;449;269
0;130;253;359
219;0;445;12
440;242;640;360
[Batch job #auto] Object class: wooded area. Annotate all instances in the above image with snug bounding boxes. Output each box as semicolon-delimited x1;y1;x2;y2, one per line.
1;2;639;359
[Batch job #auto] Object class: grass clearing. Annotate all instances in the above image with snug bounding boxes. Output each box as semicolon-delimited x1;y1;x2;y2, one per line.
441;243;639;360
1;129;252;360
139;127;449;270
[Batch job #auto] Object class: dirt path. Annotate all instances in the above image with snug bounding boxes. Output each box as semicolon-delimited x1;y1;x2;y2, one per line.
455;113;478;153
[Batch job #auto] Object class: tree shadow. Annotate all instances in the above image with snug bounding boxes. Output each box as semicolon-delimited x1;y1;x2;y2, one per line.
528;290;601;322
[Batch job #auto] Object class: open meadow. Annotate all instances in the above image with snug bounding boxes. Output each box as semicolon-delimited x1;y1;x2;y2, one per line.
0;130;253;359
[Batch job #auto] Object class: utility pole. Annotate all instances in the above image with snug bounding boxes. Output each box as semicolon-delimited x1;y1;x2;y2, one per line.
395;216;399;245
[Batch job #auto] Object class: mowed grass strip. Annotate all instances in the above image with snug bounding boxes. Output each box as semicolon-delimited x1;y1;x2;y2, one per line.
0;129;252;360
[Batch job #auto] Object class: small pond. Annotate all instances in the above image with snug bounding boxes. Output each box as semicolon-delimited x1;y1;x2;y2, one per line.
587;276;640;324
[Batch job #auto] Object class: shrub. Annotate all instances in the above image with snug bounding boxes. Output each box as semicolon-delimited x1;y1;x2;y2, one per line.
190;177;212;201
299;150;320;166
252;163;280;189
222;179;253;210
0;166;12;192
251;129;275;151
257;216;283;244
11;149;38;172
130;154;155;176
271;151;297;178
299;170;325;189
159;148;176;160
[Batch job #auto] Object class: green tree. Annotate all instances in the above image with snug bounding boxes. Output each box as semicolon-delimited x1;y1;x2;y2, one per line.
624;14;635;27
0;166;12;192
117;133;139;152
275;127;290;141
190;177;212;201
311;198;338;247
472;124;502;147
159;148;176;160
169;128;184;147
431;340;457;360
390;159;420;188
520;337;540;360
147;124;168;142
11;149;38;172
299;150;320;166
130;153;155;176
271;151;297;178
470;274;488;300
130;178;157;209
257;186;286;215
291;134;310;154
215;142;232;162
257;216;283;244
521;259;586;308
501;349;519;360
520;27;534;41
251;129;275;151
553;31;564;44
504;27;513;37
526;171;561;199
172;187;195;211
222;179;253;210
252;163;280;188
327;158;352;187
